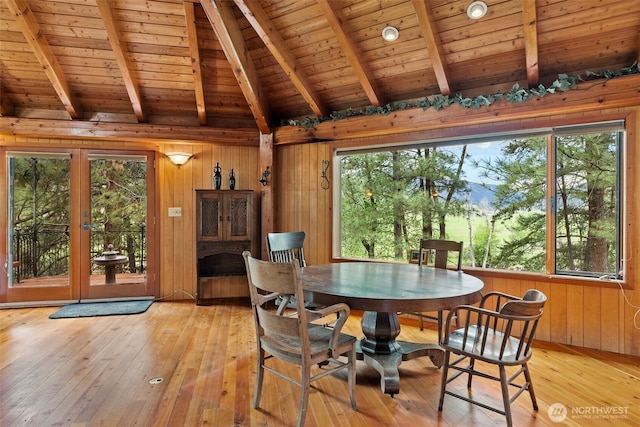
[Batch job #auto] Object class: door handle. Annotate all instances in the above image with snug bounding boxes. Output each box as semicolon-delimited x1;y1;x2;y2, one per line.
83;222;91;230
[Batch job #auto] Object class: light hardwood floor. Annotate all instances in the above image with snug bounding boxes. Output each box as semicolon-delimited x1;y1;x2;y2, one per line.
1;300;639;426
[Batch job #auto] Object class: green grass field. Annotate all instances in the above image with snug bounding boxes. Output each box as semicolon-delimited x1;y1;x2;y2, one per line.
341;213;517;265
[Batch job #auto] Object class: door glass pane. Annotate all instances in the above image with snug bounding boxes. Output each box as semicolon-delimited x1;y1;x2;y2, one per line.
7;154;71;287
89;156;147;286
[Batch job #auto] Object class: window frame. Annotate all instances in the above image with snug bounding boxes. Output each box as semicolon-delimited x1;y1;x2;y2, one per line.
549;123;625;279
331;114;634;289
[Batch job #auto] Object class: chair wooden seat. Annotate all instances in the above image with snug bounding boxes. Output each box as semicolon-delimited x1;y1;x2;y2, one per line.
446;326;532;364
262;323;356;363
438;289;547;427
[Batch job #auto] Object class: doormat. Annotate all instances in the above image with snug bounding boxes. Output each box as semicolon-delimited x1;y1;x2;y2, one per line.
49;300;153;319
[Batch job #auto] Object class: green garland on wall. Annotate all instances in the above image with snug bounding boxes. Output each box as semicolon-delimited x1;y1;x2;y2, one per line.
286;62;640;129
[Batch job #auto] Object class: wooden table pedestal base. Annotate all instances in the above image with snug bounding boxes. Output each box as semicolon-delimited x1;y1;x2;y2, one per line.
357;311;444;396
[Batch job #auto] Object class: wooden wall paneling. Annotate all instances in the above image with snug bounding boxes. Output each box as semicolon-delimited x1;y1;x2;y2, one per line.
318;143;332;264
489;276;508;296
549;282;568;344
162;143;185;300
217;146;228;190
167;145;181;299
286;143;296;233
307;143;320;265
158;143;171;299
279;144;294;231
273;147;283;233
625;109;640;355
195;144;207;220
258;133;274;259
600;287;622;353
223;145;234;189
176;144;193;300
301;143;311;260
566;284;584;347
620;287;636;356
285;143;295;229
277;144;289;232
192;143;207;300
293;143;303;229
274;147;295;231
234;146;246;191
582;286;602;350
182;149;197;300
534;281;552;344
0;143;9;303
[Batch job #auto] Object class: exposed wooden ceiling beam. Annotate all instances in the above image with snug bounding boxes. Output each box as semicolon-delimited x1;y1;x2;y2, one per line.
522;0;540;87
96;1;145;122
200;0;271;134
317;0;383;107
412;0;452;96
184;2;207;125
1;117;259;145
3;0;81;119
3;75;639;145
234;0;327;117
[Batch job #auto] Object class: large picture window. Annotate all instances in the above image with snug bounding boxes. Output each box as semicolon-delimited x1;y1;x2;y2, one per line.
335;121;625;279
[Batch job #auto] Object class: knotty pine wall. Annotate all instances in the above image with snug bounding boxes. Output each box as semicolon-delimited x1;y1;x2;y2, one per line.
158;142;262;301
2;105;638;357
0;136;262;303
274;107;640;357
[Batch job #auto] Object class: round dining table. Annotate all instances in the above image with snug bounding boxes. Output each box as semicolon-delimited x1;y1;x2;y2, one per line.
302;261;484;396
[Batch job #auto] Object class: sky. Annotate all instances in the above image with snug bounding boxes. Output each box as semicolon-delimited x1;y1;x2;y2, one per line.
455;141;504;184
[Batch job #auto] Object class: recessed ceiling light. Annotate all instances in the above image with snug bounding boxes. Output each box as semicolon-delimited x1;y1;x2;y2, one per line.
381;26;399;42
467;1;488;19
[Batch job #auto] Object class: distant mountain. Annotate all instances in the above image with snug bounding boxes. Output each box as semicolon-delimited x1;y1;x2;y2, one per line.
455;182;497;207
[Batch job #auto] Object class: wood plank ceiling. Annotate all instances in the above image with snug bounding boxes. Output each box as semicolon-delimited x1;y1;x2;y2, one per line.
1;0;639;135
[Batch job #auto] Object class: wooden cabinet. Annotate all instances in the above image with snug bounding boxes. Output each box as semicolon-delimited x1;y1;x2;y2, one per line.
195;190;259;304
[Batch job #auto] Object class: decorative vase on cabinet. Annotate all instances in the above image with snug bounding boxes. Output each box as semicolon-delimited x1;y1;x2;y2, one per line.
229;169;236;190
213;162;222;190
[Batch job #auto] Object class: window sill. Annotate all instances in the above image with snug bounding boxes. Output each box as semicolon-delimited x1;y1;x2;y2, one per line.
462;267;633;290
331;257;632;289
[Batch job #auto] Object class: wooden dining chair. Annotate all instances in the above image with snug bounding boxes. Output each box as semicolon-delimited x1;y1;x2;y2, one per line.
266;231;307;266
438;289;547;427
405;239;463;338
242;251;357;427
266;231;312;311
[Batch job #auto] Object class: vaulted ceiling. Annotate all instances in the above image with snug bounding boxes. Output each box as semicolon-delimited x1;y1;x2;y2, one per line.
1;0;639;136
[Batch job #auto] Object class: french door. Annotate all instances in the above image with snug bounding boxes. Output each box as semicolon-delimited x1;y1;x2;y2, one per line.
1;148;156;304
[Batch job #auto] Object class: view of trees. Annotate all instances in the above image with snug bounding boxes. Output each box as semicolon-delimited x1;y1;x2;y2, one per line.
8;155;147;283
340;129;621;277
90;158;147;274
10;157;71;279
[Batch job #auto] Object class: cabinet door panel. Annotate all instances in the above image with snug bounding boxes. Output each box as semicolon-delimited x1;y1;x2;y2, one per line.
197;192;223;241
227;193;250;240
